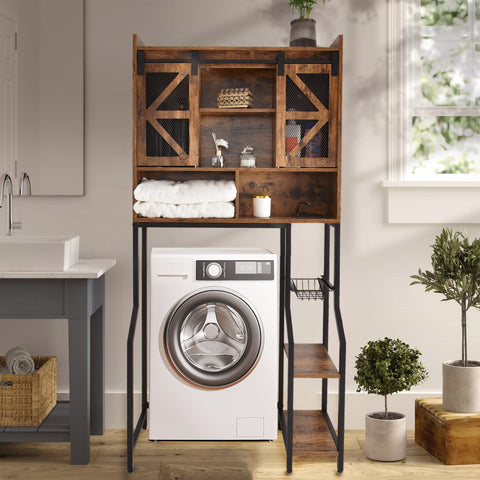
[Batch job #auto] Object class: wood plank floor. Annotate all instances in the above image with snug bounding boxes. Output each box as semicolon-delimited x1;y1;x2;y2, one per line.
0;430;479;479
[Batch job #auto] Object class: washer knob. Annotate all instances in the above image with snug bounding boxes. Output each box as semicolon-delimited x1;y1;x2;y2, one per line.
206;262;222;279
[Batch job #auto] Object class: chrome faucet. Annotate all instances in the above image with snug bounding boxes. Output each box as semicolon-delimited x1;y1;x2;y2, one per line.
20;172;32;196
0;174;14;235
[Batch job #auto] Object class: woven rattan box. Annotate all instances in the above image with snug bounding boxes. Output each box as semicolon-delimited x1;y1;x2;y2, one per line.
0;356;57;427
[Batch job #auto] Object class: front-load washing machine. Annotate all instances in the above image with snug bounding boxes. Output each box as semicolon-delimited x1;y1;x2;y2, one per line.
149;248;278;441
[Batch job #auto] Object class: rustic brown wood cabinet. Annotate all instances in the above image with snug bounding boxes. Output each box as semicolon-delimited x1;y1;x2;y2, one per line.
129;35;345;475
133;35;342;223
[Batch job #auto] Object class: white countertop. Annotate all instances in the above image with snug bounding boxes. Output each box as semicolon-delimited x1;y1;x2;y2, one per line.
0;259;116;279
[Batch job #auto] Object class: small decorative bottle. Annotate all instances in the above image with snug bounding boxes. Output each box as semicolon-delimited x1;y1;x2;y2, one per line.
212;149;224;167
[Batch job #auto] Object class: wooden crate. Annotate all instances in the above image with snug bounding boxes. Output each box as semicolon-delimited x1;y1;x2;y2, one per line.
415;398;480;465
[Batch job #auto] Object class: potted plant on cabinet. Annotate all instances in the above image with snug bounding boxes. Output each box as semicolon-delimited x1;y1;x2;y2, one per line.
288;0;329;47
354;337;428;461
411;228;480;413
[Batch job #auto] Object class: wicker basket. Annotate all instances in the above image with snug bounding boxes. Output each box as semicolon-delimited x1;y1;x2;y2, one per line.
0;356;57;427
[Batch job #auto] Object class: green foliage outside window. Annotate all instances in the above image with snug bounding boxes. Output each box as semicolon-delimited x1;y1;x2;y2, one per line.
412;0;480;175
421;0;468;27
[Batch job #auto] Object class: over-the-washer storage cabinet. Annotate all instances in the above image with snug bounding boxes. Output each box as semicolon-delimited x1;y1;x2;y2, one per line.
127;34;346;474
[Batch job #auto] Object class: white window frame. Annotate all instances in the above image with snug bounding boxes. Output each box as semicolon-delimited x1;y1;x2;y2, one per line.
384;0;480;223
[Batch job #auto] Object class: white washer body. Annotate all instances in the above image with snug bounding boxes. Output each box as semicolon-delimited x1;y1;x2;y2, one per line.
149;248;278;441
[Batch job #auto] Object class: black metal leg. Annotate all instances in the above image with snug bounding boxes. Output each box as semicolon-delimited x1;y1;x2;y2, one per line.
322;225;331;413
278;226;286;429
284;224;294;474
141;227;148;429
127;224;139;473
333;224;346;474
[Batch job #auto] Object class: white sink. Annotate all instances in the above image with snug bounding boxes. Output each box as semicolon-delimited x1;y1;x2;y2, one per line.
0;235;79;272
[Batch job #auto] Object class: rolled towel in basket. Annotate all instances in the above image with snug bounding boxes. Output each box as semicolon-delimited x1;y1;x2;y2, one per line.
0;366;11;386
5;346;36;374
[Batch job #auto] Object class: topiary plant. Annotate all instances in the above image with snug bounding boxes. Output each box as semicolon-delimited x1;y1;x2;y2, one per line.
411;228;480;367
288;0;328;19
354;337;428;419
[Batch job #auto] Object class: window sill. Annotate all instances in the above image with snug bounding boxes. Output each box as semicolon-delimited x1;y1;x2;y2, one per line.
383;180;480;224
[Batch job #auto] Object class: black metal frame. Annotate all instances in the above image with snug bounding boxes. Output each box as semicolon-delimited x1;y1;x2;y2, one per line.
136;50;340;77
126;222;345;474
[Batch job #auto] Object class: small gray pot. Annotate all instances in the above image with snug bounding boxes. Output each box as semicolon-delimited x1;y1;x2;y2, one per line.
365;412;406;462
443;360;480;413
289;18;317;47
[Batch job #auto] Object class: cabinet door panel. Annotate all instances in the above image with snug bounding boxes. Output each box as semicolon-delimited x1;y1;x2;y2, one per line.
276;64;338;168
136;63;199;166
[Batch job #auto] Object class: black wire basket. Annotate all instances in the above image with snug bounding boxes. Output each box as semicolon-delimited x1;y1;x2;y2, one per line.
290;277;327;301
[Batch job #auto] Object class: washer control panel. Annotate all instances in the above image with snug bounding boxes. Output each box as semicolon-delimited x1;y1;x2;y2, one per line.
196;260;274;281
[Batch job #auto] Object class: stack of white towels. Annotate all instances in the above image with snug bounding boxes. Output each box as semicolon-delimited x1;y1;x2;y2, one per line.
133;178;237;219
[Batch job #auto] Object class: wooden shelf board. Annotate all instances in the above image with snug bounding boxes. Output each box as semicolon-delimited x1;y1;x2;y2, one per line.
133;216;339;224
135;166;339;173
283;410;338;456
284;343;340;378
200;108;275;116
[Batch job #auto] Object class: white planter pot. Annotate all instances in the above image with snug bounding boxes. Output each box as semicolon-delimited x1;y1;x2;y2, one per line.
443;360;480;413
365;412;406;462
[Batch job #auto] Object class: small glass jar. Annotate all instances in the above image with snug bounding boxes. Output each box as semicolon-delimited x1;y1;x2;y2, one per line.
240;154;256;168
212;155;224;167
253;195;271;218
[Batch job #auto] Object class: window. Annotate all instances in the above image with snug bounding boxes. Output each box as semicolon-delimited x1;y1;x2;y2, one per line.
389;0;480;179
410;0;480;176
385;0;480;223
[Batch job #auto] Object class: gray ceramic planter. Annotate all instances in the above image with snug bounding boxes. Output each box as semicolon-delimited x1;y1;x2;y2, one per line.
365;412;406;462
289;18;317;47
443;360;480;413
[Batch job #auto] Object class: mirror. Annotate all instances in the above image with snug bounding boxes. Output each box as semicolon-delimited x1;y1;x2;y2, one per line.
0;0;84;195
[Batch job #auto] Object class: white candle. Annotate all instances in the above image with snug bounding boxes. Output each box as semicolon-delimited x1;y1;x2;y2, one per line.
253;196;271;218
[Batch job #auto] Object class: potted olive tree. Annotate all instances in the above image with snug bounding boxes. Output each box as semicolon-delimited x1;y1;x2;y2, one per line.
354;337;428;461
411;228;480;413
288;0;329;47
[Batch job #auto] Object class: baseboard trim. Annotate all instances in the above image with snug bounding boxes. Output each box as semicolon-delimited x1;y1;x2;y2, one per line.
60;391;440;430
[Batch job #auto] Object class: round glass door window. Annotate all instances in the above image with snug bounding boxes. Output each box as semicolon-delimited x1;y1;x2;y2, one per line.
164;289;263;388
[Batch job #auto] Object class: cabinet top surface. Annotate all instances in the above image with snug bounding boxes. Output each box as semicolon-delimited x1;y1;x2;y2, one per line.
134;34;343;56
0;259;116;279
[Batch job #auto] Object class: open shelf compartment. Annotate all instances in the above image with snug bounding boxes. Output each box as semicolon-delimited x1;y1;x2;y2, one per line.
284;343;339;378
282;410;338;456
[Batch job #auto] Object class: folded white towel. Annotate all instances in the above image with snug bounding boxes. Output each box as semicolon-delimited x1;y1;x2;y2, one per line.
6;346;36;374
134;179;237;205
134;201;235;219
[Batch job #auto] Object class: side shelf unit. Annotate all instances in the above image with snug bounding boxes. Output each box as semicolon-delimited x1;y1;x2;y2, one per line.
280;223;346;473
127;36;345;474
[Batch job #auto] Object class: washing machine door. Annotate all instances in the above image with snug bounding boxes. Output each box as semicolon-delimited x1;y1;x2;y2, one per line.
164;288;263;388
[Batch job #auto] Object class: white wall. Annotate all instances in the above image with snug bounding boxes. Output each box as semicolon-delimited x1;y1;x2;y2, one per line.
2;0;479;429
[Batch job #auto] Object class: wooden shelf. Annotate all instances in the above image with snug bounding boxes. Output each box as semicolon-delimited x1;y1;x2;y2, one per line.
199;108;275;116
133;216;339;224
283;410;338;456
283;344;340;378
